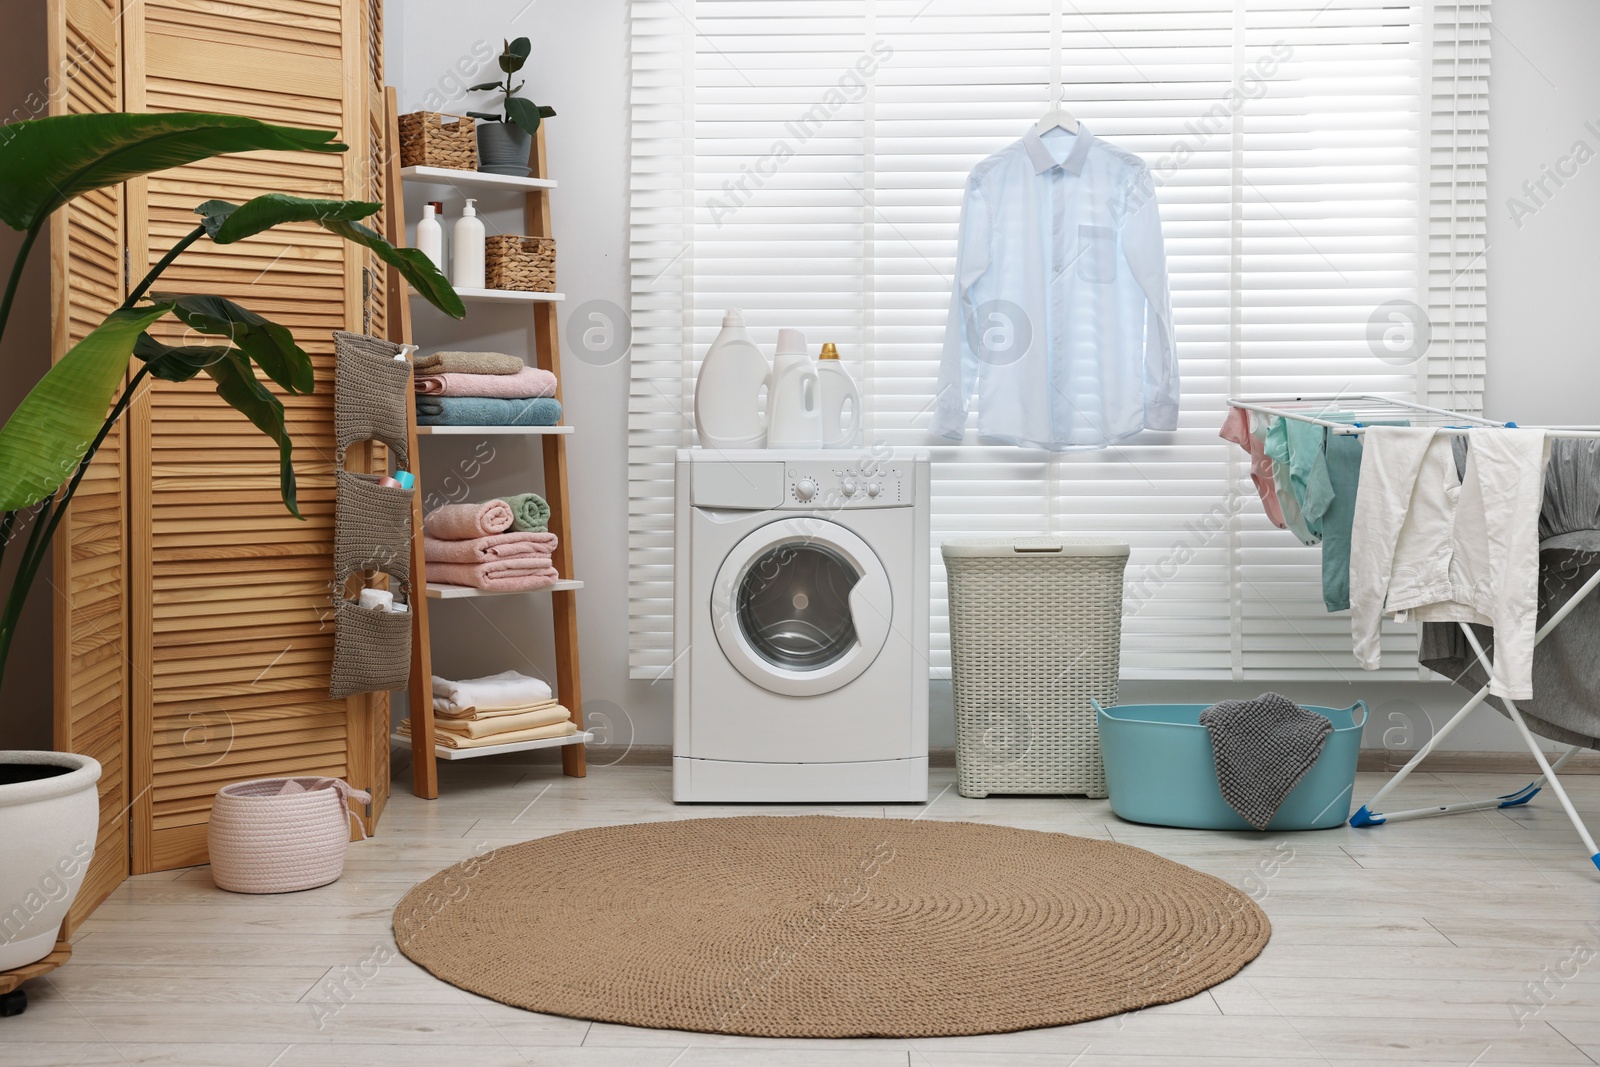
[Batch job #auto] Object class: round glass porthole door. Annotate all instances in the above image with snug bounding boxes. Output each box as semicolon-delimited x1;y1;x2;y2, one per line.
736;542;859;671
711;518;893;697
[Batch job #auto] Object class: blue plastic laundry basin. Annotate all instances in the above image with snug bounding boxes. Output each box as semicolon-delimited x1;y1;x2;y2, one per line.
1094;701;1367;831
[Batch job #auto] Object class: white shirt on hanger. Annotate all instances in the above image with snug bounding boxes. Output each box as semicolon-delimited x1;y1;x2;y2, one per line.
932;125;1178;451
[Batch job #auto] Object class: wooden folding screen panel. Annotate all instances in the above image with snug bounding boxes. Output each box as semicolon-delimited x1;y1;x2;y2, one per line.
47;0;131;933
117;0;388;872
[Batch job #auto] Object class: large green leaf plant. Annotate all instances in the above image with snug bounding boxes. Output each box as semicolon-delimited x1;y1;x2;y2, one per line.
0;112;465;698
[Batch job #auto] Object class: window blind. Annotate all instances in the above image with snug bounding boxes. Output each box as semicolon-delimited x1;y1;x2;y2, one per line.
627;0;1490;680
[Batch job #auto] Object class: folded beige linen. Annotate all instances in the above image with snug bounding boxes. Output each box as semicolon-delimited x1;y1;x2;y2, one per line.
434;705;571;738
413;350;524;375
431;697;563;720
400;719;578;749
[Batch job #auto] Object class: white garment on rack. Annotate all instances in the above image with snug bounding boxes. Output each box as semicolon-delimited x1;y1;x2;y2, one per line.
1350;426;1549;699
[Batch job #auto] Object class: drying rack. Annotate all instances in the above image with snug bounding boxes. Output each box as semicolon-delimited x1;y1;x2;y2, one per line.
1228;394;1600;874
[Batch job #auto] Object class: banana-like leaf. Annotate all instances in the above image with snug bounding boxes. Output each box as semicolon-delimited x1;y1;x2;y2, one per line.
158;293;315;395
204;352;300;519
196;195;380;243
321;218;466;318
194;195;464;319
0;113;343;232
133;333;237;382
0;304;172;509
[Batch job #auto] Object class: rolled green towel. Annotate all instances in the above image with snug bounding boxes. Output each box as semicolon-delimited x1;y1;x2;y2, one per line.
505;492;550;532
416;396;563;427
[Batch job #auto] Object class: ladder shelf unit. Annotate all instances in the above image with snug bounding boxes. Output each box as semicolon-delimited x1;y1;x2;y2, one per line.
381;88;586;791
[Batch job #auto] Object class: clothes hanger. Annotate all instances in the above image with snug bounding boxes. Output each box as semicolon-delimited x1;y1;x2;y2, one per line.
1035;87;1080;135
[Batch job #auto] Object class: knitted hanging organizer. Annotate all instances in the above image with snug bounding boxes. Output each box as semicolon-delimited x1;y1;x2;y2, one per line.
392;815;1270;1038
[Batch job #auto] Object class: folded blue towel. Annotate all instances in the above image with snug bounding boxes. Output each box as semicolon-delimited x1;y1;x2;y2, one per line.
417;396;563;427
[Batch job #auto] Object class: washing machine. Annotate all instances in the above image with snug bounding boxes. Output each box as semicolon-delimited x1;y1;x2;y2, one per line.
673;448;930;802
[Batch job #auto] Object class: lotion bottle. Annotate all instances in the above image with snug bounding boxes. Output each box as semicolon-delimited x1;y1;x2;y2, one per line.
451;198;486;290
415;202;444;273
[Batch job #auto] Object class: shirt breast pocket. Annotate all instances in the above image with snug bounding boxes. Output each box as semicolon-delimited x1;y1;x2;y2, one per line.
1076;223;1118;284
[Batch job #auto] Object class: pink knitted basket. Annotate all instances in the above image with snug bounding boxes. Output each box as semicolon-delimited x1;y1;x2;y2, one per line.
207;777;370;894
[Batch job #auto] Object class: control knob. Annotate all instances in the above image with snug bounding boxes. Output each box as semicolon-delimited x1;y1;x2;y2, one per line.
866;482;882;498
841;480;857;496
795;478;817;501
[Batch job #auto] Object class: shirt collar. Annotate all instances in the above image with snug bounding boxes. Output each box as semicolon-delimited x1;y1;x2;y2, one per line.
1022;124;1094;176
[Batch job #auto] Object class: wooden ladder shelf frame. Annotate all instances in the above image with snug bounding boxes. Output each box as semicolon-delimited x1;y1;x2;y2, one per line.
380;88;586;799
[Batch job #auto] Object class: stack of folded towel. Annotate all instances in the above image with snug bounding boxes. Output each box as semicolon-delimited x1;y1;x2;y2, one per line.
423;496;558;591
414;351;563;427
397;670;576;749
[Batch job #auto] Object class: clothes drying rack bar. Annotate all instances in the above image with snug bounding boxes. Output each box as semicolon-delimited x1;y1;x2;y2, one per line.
1228;393;1600;874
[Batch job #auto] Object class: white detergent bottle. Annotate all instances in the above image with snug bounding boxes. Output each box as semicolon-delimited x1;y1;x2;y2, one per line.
694;309;770;449
816;342;862;448
451;198;486;290
415;203;444;273
766;328;823;449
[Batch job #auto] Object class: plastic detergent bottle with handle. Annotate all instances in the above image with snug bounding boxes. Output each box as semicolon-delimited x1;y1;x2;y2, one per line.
766;328;823;449
816;342;862;447
694;309;770;449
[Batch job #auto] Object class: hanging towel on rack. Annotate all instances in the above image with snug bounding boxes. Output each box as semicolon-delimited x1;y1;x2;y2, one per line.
1352;427;1549;698
1320;433;1365;612
1420;438;1600;747
1220;407;1286;529
1262;416;1331;545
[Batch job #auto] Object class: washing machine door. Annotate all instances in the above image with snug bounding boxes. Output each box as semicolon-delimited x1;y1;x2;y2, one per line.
711;517;892;697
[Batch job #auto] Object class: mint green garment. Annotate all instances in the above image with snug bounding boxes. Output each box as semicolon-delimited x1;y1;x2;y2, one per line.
1263;417;1328;545
1320;432;1363;612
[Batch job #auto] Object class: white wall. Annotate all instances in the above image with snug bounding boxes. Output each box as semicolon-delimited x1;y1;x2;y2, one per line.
387;0;1598;756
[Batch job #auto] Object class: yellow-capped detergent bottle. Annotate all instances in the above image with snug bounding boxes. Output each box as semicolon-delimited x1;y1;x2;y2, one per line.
817;342;862;448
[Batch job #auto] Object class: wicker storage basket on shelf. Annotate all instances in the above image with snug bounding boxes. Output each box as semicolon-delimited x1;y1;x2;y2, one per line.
207;777;370;894
485;235;556;292
398;112;477;171
941;537;1130;799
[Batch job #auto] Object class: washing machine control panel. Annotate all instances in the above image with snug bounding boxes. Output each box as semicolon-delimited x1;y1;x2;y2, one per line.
784;461;909;508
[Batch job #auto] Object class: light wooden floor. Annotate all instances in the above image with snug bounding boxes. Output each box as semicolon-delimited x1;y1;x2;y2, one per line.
6;761;1600;1066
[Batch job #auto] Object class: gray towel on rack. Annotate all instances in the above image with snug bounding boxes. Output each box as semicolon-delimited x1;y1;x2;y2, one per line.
1419;438;1600;749
1199;692;1334;830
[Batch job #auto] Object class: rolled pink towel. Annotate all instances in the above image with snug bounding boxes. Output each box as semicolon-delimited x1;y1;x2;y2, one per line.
423;500;514;539
425;531;558;564
427;558;560;592
414;366;557;399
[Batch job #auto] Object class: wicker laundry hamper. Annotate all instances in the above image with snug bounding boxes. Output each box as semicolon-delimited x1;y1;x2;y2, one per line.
942;537;1130;798
207;777;370;894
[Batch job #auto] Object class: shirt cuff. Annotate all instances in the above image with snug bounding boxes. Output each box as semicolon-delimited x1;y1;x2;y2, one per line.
1145;403;1179;432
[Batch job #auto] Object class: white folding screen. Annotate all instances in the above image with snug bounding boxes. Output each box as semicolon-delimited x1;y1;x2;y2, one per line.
627;0;1490;680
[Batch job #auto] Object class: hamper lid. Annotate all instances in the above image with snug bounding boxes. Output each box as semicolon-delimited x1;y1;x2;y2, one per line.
940;537;1130;558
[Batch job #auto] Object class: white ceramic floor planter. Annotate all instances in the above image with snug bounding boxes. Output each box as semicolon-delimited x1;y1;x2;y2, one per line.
0;751;101;971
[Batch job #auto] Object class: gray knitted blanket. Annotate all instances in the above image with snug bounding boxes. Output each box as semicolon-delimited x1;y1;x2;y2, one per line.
1199;692;1333;831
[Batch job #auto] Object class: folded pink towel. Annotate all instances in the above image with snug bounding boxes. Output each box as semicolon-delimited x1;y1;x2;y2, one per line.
423;500;514;539
427;558;560;592
414;366;557;399
425;531;558;564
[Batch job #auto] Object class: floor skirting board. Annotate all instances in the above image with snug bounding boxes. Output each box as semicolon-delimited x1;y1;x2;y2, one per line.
396;744;1600;774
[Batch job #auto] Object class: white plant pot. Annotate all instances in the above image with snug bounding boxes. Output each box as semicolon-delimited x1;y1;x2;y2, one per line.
0;751;101;971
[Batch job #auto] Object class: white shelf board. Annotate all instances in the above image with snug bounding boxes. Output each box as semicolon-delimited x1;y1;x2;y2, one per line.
391;729;591;761
417;424;572;436
414;287;564;304
400;165;557;191
426;579;583;599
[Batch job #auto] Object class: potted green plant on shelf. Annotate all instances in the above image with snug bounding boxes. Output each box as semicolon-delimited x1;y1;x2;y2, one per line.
466;37;557;176
0;111;465;973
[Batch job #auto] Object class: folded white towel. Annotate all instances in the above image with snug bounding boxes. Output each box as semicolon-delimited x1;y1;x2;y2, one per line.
431;670;553;714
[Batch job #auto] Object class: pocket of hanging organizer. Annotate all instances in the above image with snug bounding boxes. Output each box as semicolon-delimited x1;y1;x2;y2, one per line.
334;471;413;587
1075;223;1118;284
333;331;413;462
329;596;413;699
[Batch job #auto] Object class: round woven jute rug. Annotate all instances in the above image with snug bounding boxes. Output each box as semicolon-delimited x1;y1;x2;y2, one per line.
392;815;1269;1038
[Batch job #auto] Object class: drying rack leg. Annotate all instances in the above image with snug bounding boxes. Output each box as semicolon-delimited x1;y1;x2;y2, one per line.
1349;685;1487;827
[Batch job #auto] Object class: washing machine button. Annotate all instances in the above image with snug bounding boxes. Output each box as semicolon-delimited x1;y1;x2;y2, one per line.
841;480;857;496
795;478;817;501
866;482;882;498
